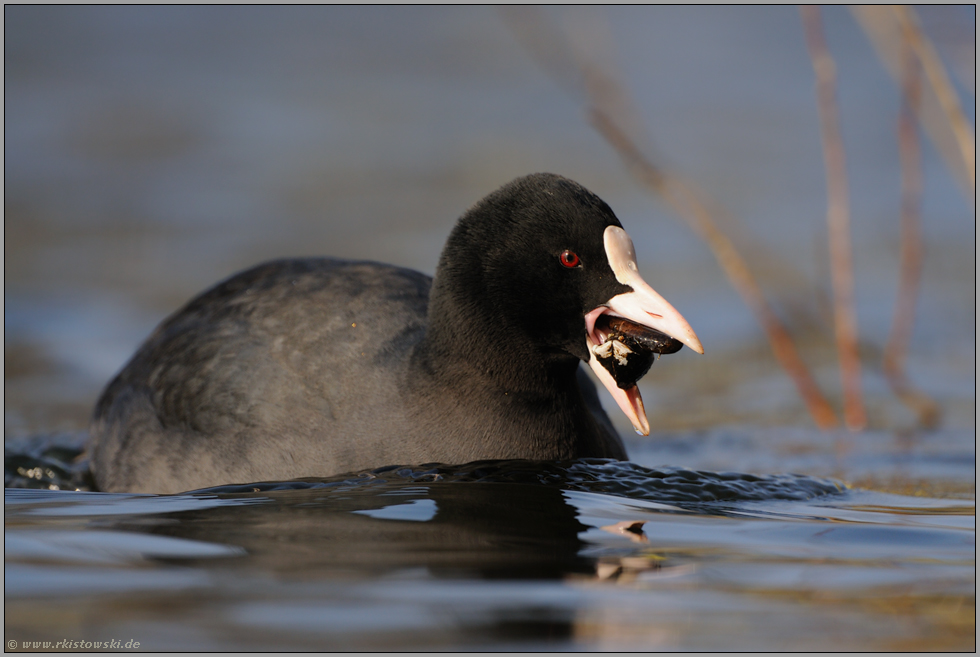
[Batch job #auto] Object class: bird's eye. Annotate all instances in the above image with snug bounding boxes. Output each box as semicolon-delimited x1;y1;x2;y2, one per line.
559;250;581;268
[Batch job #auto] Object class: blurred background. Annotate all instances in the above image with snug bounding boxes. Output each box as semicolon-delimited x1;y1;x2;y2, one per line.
4;5;975;445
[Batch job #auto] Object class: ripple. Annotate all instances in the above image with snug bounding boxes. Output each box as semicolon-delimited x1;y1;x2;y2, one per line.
5;435;845;503
3;433;93;491
195;458;845;504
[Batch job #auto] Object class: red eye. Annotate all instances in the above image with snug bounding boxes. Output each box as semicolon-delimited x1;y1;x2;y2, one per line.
559;250;580;268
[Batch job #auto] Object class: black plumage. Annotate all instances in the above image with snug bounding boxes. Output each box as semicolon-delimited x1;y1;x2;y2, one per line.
90;174;692;493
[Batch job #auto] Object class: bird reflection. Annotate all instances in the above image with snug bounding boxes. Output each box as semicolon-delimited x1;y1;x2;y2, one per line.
114;479;595;582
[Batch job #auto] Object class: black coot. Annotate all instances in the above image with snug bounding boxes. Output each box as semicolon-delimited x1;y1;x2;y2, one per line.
89;174;703;493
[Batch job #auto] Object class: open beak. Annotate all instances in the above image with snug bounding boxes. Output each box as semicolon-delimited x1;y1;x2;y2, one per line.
585;226;703;435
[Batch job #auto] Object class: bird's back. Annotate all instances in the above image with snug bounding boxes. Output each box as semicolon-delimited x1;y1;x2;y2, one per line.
90;258;432;493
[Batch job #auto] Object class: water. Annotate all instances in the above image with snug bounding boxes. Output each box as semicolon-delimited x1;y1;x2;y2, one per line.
4;6;975;651
4;445;974;651
5;429;974;651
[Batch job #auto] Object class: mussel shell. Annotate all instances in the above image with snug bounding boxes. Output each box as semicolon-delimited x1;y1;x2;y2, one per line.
594;340;655;390
598;315;684;355
592;315;684;389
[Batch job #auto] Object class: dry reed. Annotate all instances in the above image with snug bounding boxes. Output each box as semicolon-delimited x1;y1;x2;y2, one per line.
800;5;867;431
502;6;840;429
504;6;967;431
851;5;975;206
882;24;942;428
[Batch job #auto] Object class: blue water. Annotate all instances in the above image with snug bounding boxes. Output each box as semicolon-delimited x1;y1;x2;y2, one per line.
5;427;975;650
4;459;973;651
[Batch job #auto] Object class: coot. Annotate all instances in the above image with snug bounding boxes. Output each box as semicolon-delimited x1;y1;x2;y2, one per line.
90;173;702;493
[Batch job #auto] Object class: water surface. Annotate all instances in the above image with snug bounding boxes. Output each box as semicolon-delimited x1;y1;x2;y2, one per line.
5;430;975;651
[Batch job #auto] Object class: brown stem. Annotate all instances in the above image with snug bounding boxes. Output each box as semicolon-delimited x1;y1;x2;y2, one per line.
895;6;975;200
883;27;942;428
503;6;840;429
801;5;867;431
591;110;840;429
850;5;974;207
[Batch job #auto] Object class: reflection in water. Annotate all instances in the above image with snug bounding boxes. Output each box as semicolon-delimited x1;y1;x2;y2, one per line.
4;479;974;651
4;432;972;649
121;480;594;582
4;482;595;647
